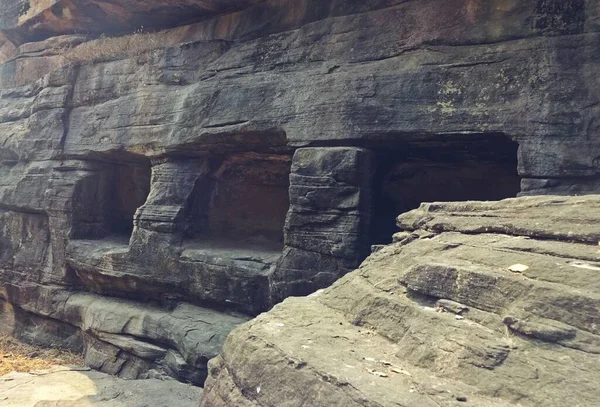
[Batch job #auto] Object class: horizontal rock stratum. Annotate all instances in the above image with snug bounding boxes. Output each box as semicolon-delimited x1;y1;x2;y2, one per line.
201;195;600;406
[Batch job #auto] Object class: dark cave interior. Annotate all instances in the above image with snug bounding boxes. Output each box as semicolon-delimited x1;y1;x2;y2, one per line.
183;153;292;248
71;154;152;240
369;134;521;244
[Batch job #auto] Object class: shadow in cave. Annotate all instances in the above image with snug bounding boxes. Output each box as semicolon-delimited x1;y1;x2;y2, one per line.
370;133;521;244
71;153;152;241
182;152;293;258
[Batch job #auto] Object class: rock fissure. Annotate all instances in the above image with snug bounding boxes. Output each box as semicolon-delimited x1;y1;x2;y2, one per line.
57;65;78;155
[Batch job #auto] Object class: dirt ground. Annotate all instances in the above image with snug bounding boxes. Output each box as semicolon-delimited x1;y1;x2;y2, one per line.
0;335;202;406
0;335;84;376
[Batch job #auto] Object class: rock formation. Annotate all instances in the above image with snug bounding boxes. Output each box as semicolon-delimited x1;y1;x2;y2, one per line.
0;0;599;388
201;196;600;406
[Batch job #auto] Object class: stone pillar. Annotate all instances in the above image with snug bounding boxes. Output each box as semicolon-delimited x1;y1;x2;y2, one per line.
131;158;212;249
270;147;375;303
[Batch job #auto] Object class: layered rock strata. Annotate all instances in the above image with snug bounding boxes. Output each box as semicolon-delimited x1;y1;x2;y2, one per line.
0;0;599;385
201;196;600;406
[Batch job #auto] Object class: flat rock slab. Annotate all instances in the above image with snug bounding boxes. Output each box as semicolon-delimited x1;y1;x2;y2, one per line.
0;366;201;407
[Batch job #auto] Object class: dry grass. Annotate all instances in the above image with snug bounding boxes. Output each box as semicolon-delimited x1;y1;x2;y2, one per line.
61;30;166;65
0;335;84;376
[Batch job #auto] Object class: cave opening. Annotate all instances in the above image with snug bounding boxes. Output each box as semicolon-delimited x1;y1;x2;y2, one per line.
370;134;521;244
183;152;292;254
109;160;152;237
71;154;152;241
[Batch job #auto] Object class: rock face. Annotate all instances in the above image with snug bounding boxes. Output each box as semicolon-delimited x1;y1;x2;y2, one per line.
0;0;600;386
201;195;600;407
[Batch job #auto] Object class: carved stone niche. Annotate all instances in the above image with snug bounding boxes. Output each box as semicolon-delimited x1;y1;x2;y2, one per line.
183;152;292;249
175;152;293;304
70;152;152;242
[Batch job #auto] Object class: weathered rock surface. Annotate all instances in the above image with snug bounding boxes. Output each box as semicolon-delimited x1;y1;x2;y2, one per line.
1;0;600;387
1;288;248;384
201;195;600;406
0;366;201;406
0;0;260;45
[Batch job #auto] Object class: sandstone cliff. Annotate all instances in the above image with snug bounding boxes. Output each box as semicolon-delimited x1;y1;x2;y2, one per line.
0;0;599;387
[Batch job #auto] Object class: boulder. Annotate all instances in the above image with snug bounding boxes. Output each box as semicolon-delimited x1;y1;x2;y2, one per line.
201;195;600;406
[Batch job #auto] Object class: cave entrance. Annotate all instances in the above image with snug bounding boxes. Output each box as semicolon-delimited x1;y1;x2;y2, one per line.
109;160;152;237
370;134;521;244
183;152;292;254
71;154;152;241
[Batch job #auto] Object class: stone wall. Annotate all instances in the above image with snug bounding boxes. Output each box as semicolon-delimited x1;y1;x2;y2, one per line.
0;0;599;385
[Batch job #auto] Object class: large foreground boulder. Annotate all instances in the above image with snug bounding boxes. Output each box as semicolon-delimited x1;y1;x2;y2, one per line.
201;195;600;407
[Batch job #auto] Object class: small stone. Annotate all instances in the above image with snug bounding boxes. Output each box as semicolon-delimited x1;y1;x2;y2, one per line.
508;264;529;273
364;357;376;362
436;299;469;314
390;367;412;376
456;396;468;402
371;245;386;253
392;232;412;243
367;369;388;378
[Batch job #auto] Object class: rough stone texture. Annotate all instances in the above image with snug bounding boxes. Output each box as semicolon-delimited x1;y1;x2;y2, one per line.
271;147;375;302
0;366;202;406
0;0;261;45
1;0;600;387
1;287;247;385
201;195;600;407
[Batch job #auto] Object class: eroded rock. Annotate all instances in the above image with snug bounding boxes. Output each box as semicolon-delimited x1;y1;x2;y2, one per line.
201;196;600;406
1;0;600;389
1;288;248;385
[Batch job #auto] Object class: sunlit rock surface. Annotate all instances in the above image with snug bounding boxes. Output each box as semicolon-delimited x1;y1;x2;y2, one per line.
0;365;201;406
201;196;600;406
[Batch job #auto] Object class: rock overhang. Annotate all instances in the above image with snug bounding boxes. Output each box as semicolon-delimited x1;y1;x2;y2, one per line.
0;0;262;45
